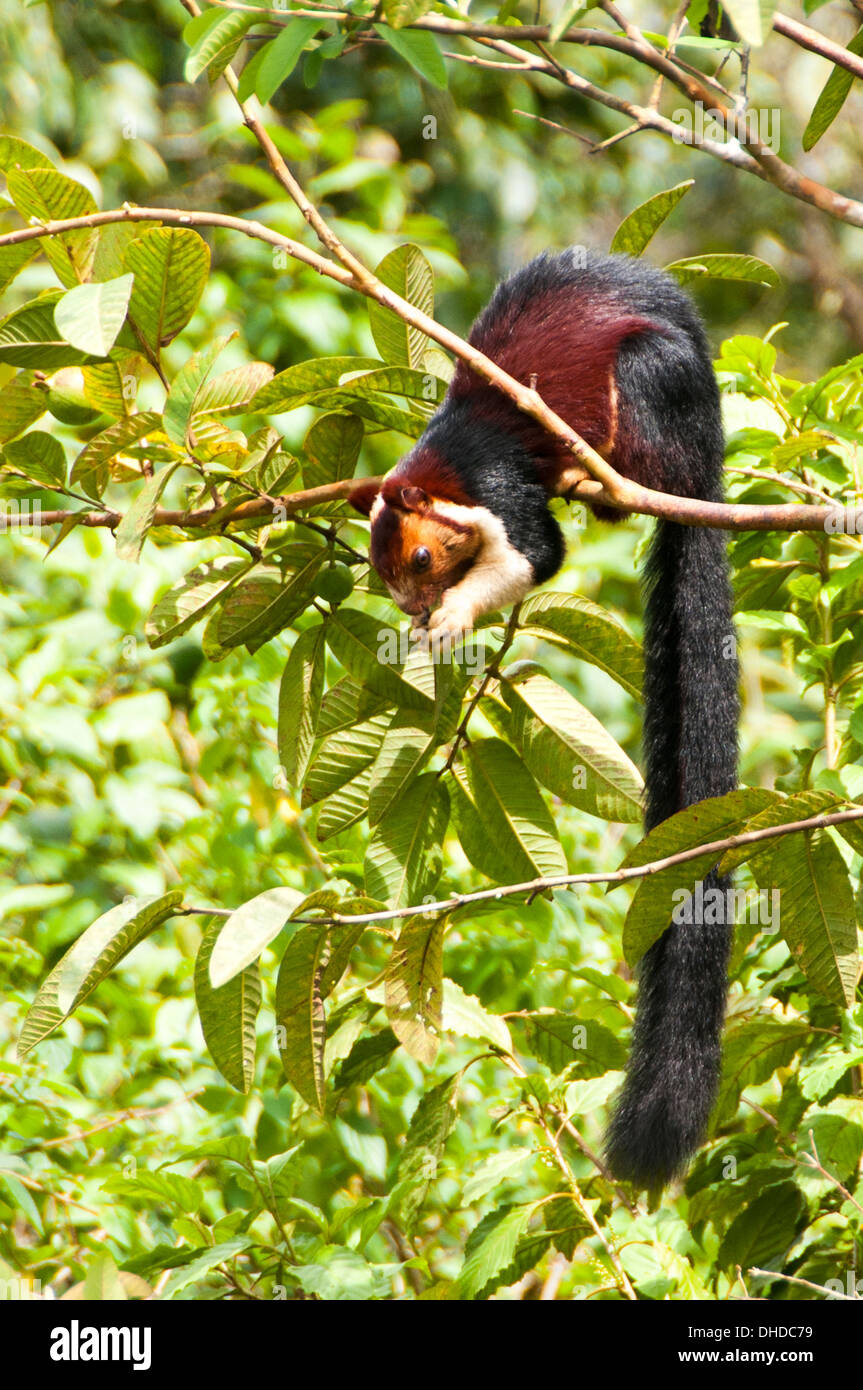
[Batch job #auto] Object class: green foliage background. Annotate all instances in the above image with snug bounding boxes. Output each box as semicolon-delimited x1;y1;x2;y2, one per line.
0;0;862;1302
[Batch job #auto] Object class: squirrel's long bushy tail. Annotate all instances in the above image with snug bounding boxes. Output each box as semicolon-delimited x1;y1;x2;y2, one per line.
605;519;739;1188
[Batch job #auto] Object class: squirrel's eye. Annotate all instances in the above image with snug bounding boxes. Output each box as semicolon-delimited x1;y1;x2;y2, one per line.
412;547;432;573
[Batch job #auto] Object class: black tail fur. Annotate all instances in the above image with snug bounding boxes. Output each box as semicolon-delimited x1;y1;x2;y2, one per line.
605;520;739;1187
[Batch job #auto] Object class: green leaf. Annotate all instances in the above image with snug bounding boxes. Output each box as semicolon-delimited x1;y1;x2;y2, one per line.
191;361;275;416
714;1016;811;1127
718;0;776;46
664;253;779;288
522;1012;626;1075
53;275;133;356
364;774;450;905
0;242;37;297
324;606;434;710
451;739;567;884
160;1238;251;1299
194;917;261;1093
549;0;591;42
335;1028;400;1088
278;623;327;787
374;25;448;90
18;891;183;1057
124;228;210;356
209;886;304;989
69;411;163;499
457;1204;534;1299
766;831;858;1007
502;670;643;822
0;293;92;370
275;923;329;1112
163;335;231;446
368;709;436;825
145;556;253;648
385;915;445;1064
610;181;694;256
619;788;776;966
442;979;513;1052
255;19;322;104
6;167;98;286
0;135;56;173
302;411;364;491
2;429;66;490
367;244;435;368
381;0;434;27
463;1148;533;1204
304;713;391;809
184;9;256;82
206;550;325;656
249;356;383;413
114;461;182;563
519;591;643;698
802;26;863;150
718;1183;806;1271
0;372;46;444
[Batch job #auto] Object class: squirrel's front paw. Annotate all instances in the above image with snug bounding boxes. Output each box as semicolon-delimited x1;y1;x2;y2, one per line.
425;597;476;643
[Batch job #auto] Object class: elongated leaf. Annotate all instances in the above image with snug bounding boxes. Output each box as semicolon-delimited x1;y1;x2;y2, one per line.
619;788;776;966
451;739;567;884
374;25;448;90
163;336;230;446
184;9;256;82
458;1204;534;1299
278;623;327;786
0;293;91;370
303;713;390;808
522;1012;626;1075
317;677;391;737
325;606;434;710
368;709;436;825
18;891;183;1056
385;915;444;1064
206;550;325;656
610;181;693;257
0;372;46;443
664;254;779;287
6;168;98;286
53;275;133;357
364;774;450;905
145;556;252;648
194;917;261;1093
766;831;857;1007
803;26;863;150
367;244;435;369
275;923;329;1112
0;135;56;173
3;430;66;490
503;670;643;822
0;242;37;297
124;228;210;355
302;410;364;493
719;1183;806;1271
714;1015;810;1127
191;362;274;416
249;356;382;413
70;411;162;499
209;886;304;989
719;0;775;46
442;979;512;1052
114;461;182;563
519;591;643;698
255;18;321;103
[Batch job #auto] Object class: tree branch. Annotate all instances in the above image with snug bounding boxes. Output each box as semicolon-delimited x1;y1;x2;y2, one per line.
180;804;863;928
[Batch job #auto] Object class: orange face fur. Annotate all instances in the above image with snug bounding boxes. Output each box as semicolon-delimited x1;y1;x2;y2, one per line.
353;483;481;619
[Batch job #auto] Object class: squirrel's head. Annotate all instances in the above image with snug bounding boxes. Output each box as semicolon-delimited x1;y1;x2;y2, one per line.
349;479;481;619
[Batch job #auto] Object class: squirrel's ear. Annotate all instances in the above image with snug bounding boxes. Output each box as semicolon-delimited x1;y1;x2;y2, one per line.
348;480;381;516
399;485;430;512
